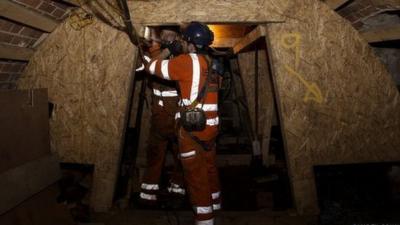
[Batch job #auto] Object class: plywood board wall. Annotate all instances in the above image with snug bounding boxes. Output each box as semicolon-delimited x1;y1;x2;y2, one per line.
264;0;400;214
129;0;287;25
17;15;137;211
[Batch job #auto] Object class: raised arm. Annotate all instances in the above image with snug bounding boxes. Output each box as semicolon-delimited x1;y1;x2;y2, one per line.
145;52;192;82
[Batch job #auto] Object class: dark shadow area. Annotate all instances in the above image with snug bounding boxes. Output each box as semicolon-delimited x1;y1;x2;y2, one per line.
315;162;400;225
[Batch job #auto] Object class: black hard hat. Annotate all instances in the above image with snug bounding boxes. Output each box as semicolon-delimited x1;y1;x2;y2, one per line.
182;22;214;47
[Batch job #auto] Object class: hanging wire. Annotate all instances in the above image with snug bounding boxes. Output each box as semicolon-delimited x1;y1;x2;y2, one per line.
68;0;126;31
89;0;125;30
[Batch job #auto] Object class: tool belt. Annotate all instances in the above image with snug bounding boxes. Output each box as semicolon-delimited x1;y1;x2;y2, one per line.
180;107;207;132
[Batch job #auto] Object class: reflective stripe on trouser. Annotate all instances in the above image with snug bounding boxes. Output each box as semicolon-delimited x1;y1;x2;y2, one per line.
141;99;181;201
168;182;186;195
178;127;220;222
211;191;221;211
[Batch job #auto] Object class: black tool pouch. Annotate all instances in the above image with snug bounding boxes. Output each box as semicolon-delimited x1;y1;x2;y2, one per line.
181;107;206;132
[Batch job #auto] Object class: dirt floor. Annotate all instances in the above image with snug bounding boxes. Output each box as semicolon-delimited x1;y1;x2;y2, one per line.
92;209;318;225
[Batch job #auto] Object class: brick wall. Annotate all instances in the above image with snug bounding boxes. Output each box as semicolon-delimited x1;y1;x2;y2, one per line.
10;0;71;21
338;0;400;29
0;18;43;48
0;0;73;90
0;61;27;89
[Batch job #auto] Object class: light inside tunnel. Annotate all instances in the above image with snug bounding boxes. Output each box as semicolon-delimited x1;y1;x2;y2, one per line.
207;24;253;48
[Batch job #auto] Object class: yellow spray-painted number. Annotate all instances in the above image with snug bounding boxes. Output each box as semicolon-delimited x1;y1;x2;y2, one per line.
69;12;94;31
280;33;324;104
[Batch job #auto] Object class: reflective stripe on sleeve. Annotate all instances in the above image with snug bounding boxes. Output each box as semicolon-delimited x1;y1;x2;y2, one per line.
141;183;159;191
136;63;145;71
161;60;170;80
143;55;151;63
140;192;157;201
180;150;196;158
189;54;200;102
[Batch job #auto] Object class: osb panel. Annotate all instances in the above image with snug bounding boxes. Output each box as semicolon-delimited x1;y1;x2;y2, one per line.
266;0;400;214
238;49;275;162
129;0;289;25
17;16;137;211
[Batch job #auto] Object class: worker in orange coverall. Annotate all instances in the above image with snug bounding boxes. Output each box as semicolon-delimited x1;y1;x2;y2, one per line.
144;22;221;225
139;26;186;205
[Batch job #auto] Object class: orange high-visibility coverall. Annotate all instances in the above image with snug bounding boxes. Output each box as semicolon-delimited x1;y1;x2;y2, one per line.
139;44;185;203
146;53;221;225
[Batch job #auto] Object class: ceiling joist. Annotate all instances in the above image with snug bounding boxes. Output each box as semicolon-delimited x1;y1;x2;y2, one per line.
0;0;58;32
0;44;35;61
233;26;266;54
211;37;240;48
362;24;400;43
60;0;80;7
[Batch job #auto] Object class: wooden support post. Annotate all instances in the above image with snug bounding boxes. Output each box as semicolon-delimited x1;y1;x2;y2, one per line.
233;26;266;54
0;0;58;32
0;43;35;61
361;24;400;43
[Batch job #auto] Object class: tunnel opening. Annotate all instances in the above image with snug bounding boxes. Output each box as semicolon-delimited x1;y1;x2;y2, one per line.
115;23;293;214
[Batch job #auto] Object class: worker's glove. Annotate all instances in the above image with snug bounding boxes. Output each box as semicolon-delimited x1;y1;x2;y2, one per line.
138;37;152;50
212;59;224;75
164;40;183;57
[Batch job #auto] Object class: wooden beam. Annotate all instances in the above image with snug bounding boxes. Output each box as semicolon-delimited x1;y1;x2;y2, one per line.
324;0;350;10
361;24;400;43
60;0;80;7
233;26;266;54
0;43;35;61
212;37;240;48
0;0;58;32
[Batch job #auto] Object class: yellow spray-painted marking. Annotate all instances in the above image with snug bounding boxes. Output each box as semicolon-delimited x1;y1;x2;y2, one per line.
69;11;94;31
280;33;324;104
284;65;324;104
281;33;301;70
